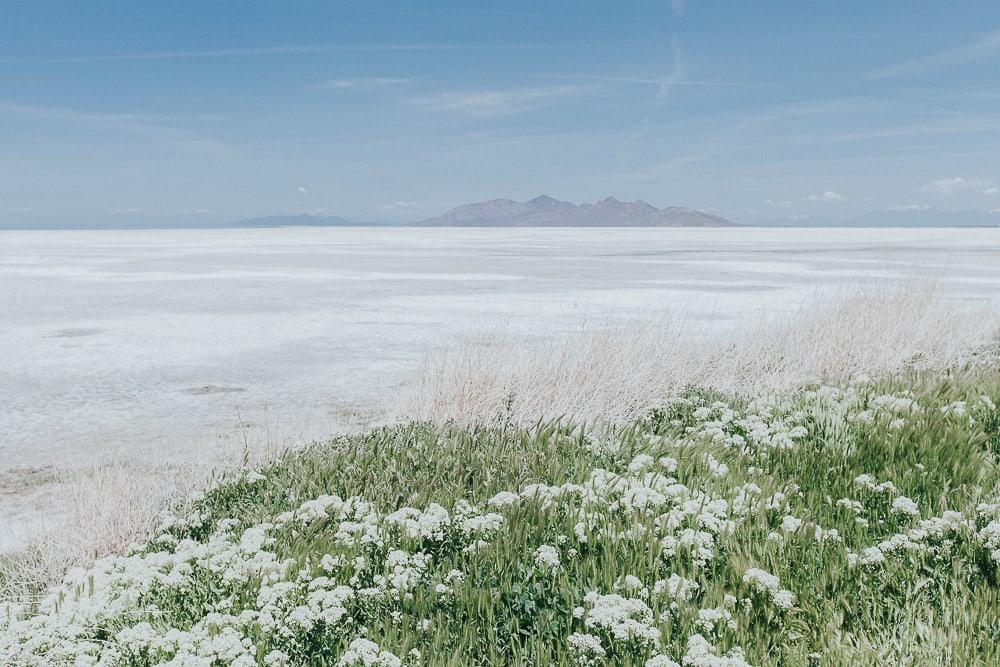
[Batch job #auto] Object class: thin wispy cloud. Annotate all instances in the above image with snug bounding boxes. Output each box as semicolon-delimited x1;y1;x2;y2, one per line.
656;35;684;101
496;72;783;89
0;102;225;152
920;176;995;195
871;29;1000;78
671;0;688;17
407;85;589;117
807;191;847;202
315;77;414;90
0;43;586;65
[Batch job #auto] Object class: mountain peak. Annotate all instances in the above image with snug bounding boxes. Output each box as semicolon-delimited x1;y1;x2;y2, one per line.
528;194;559;205
417;195;737;227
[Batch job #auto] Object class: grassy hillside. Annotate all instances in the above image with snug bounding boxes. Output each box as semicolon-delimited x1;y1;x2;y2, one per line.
3;368;1000;665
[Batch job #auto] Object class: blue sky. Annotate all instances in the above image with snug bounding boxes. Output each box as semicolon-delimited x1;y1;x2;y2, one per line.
1;1;999;227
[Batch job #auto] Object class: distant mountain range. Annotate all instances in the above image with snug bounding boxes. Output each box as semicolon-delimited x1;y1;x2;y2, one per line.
232;196;734;228
414;195;735;227
230;200;1000;229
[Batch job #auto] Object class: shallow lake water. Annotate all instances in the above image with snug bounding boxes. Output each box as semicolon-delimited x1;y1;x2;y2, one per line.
2;226;999;473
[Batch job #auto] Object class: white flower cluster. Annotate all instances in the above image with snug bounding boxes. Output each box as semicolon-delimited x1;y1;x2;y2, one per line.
682;400;808;454
871;393;922;414
854;474;898;495
568;631;607;664
335;638;402;666
890;496;920;518
580;591;662;649
695;607;736;635
567;570;754;666
680;633;753;667
848;509;973;569
846;391;929;430
976;499;1000;566
484;455;756;572
534;545;561;572
654;574;700;604
741;568;794;610
0;486;509;665
836;498;863;514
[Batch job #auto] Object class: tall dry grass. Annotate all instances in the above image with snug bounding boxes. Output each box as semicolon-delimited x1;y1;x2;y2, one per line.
0;421;287;604
402;283;999;425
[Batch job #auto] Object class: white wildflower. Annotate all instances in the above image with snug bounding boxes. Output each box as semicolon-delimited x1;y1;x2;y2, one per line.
629;454;656;475
742;568;794;610
780;515;803;533
891;496;920;518
568;632;606;661
695;607;735;634
859;546;885;566
682;634;752;667
581;592;661;649
653;574;699;602
336;638;402;667
534;545;561;572
658;456;679;473
487;491;518;507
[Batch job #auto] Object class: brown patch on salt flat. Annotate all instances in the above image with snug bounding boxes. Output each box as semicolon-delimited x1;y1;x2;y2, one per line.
183;385;247;396
0;466;58;495
49;327;103;338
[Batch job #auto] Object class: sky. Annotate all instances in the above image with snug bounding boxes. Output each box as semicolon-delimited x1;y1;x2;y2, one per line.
1;1;999;228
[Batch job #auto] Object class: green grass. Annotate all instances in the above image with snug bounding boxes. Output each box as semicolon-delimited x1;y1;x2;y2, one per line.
3;367;1000;666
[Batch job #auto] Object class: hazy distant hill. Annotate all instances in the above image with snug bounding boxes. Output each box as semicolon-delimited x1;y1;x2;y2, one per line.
755;207;1000;228
233;214;356;227
847;207;1000;228
416;195;736;227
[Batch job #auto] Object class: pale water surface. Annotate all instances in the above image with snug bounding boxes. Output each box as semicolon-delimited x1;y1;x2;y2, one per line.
2;227;999;474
